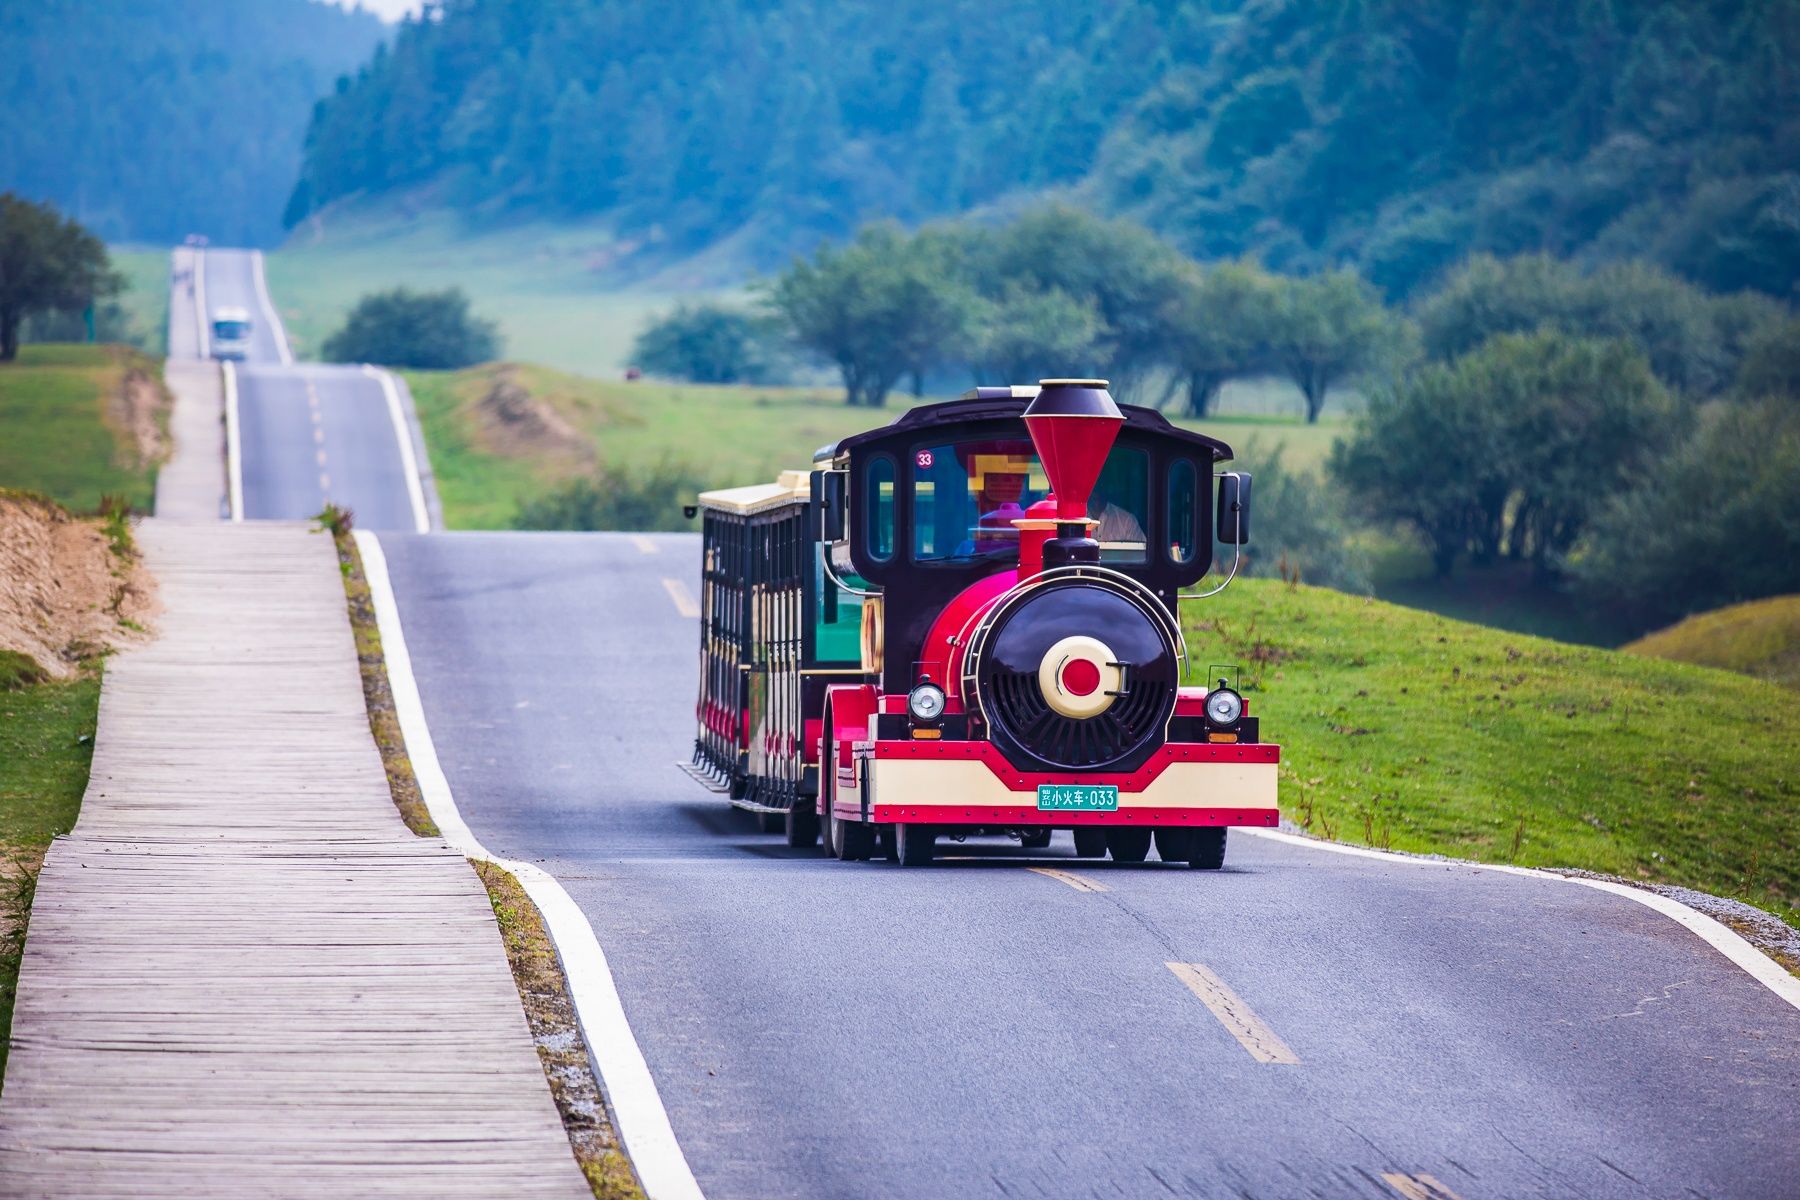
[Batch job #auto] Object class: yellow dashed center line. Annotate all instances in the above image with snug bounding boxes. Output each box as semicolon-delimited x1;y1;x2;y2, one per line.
1382;1174;1464;1200
1026;867;1109;893
1165;962;1300;1064
661;577;700;618
630;534;658;554
319;472;331;493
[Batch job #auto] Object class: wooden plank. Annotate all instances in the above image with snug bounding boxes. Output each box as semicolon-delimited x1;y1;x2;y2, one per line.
0;521;590;1197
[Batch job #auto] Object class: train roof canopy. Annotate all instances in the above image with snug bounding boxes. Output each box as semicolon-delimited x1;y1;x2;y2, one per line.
698;469;810;516
823;389;1235;463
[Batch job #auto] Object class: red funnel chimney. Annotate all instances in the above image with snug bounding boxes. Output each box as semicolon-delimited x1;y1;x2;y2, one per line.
1023;379;1123;523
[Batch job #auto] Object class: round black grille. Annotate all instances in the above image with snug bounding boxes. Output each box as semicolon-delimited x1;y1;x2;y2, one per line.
971;580;1179;773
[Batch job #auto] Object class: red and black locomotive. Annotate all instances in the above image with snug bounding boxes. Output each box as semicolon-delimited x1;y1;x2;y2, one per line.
691;380;1278;867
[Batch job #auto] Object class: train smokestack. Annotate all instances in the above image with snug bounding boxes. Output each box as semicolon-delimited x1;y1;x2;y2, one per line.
1023;379;1123;524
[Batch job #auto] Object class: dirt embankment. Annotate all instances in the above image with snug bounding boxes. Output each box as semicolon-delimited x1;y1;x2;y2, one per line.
465;365;595;470
108;366;168;470
0;493;155;680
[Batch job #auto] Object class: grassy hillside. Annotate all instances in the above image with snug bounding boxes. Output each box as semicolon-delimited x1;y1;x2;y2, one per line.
0;345;169;512
404;360;1342;529
1626;596;1800;690
271;209;704;376
1190;579;1799;927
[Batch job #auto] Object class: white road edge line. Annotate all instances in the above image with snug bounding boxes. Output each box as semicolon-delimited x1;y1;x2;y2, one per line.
1239;827;1800;1012
250;250;294;366
353;530;706;1200
223;361;243;523
360;366;432;534
192;247;210;359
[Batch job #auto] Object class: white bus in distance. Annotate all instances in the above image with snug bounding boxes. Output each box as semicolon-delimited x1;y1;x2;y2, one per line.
211;307;252;361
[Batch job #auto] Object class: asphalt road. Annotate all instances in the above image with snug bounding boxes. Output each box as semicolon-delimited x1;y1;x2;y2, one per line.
374;530;1800;1200
188;248;426;530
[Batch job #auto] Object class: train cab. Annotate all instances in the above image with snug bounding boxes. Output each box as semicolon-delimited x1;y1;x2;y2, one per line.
691;380;1278;868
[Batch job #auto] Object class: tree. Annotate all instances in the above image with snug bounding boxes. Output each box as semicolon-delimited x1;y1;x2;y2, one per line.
969;206;1187;399
1332;357;1512;577
1414;254;1769;397
0;194;120;362
1574;397;1800;630
632;303;782;384
1159;259;1280;418
320;287;501;369
966;284;1103;386
1734;316;1800;400
767;224;977;406
1230;439;1370;593
1333;330;1674;576
1266;270;1409;423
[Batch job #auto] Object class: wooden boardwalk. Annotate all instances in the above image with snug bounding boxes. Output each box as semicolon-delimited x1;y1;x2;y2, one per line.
0;521;589;1198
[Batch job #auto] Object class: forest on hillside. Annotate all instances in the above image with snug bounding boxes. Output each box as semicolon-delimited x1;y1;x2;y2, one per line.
285;0;1219;250
288;0;1800;299
0;0;385;246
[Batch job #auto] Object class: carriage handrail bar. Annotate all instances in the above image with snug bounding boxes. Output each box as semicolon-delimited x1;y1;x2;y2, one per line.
818;504;882;599
1177;471;1244;602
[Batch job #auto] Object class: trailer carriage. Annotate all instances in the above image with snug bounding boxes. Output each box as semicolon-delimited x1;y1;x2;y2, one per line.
691;381;1278;867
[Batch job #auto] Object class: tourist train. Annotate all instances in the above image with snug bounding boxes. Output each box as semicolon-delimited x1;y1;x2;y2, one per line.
689;380;1276;867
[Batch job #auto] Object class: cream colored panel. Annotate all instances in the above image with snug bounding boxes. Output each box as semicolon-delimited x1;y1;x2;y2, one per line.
871;757;1278;810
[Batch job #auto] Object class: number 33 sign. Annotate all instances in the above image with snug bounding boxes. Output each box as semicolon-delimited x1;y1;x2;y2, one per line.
916;450;934;468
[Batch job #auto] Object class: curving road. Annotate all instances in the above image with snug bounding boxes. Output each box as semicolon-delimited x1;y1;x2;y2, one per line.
174;247;431;531
370;530;1800;1200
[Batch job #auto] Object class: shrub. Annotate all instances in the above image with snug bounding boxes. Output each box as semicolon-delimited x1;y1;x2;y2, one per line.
1228;441;1370;593
632;302;785;384
321;287;501;369
512;460;704;532
1574;397;1800;630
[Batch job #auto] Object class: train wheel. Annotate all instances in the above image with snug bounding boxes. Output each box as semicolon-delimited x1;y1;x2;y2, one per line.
1019;829;1053;850
786;801;819;848
1189;828;1228;870
835;813;876;861
1105;828;1152;863
1153;827;1197;863
878;826;898;863
895;823;936;866
1072;828;1108;858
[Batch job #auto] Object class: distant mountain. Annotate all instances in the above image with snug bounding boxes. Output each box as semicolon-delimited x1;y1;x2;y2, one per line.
287;0;1797;299
1;0;386;246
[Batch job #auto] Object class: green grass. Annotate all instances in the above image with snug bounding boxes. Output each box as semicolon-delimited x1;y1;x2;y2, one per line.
0;344;167;512
270;207;712;376
1188;578;1800;926
108;244;171;355
0;667;100;1085
1626;595;1800;689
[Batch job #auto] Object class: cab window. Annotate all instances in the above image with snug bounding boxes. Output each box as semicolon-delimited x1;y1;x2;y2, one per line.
1167;459;1198;564
911;439;1047;563
909;439;1149;565
1092;449;1149;564
864;455;895;561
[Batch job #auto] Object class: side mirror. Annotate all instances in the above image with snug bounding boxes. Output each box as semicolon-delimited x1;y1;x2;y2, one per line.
1216;472;1251;545
816;470;848;541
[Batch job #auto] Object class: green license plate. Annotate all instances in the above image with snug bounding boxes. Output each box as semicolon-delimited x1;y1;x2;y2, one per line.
1036;784;1120;811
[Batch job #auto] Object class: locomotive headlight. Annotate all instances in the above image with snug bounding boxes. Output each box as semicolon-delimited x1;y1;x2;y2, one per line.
908;682;947;723
1204;687;1244;728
